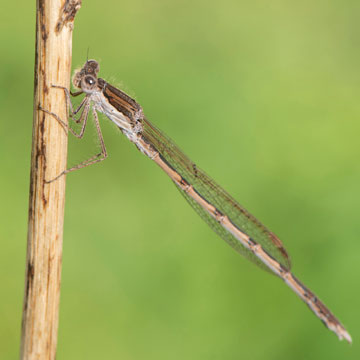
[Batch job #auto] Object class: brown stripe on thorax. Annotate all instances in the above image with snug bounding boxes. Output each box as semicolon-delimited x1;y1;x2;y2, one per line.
98;78;143;122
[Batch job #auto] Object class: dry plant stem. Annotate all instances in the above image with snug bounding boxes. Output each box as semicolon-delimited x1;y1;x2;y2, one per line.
20;1;81;359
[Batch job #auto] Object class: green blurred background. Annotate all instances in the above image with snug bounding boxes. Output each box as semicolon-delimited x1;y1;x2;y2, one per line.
1;0;359;359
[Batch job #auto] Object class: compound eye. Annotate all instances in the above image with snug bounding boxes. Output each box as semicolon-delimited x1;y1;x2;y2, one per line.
85;75;96;86
81;75;97;92
72;72;81;88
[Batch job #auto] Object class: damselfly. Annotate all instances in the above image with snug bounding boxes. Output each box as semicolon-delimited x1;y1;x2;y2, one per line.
41;60;351;343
